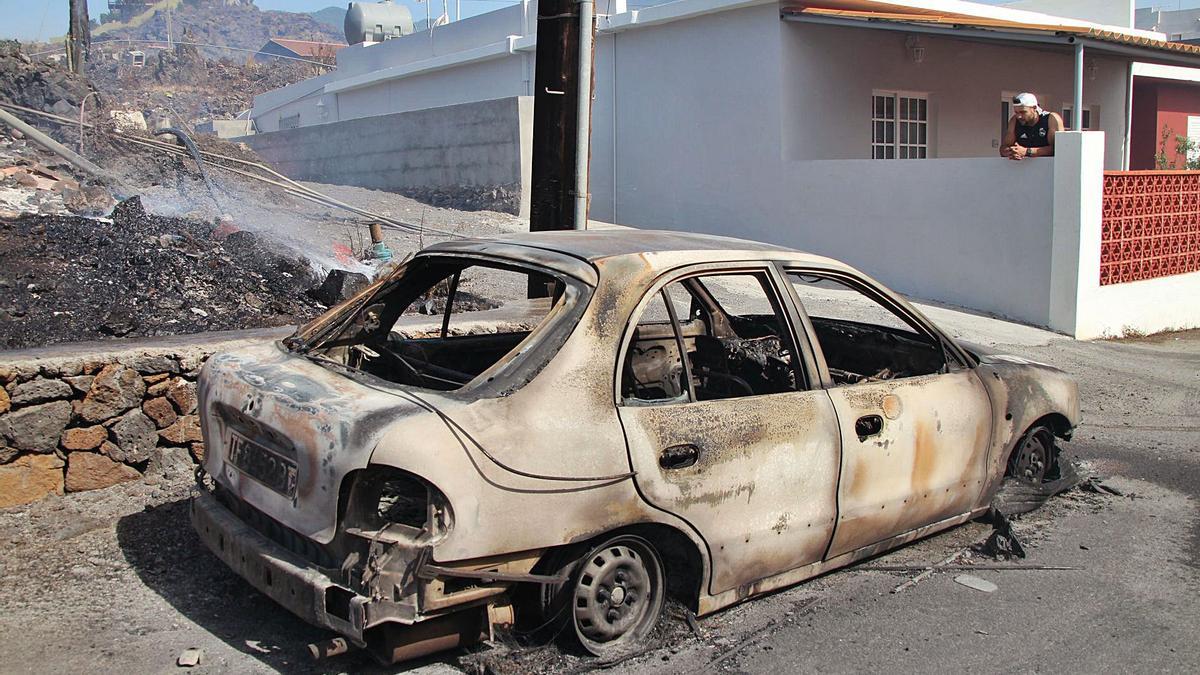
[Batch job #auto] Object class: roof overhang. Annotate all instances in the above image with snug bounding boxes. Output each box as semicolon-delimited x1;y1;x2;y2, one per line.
782;0;1200;69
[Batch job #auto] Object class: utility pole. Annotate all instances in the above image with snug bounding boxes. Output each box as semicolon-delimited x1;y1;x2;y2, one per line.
67;0;90;74
528;0;596;234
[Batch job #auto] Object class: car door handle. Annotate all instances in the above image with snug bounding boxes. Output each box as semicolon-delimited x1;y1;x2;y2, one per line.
855;415;884;441
659;444;700;470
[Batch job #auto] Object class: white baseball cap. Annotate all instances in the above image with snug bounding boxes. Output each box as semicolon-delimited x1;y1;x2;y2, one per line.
1013;92;1039;109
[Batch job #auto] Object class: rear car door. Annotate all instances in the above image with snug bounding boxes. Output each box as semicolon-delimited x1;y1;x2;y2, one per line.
782;269;993;559
617;264;842;596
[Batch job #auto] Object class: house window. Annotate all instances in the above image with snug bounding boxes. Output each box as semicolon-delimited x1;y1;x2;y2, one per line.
279;113;301;130
1062;105;1096;130
873;92;928;159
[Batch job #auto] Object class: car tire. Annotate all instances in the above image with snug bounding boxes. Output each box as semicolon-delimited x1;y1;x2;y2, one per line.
1006;424;1057;483
538;534;666;659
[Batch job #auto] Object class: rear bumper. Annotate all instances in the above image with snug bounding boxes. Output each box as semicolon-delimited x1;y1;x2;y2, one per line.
191;492;416;644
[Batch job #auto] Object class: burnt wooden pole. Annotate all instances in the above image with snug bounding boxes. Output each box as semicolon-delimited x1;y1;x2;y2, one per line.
528;0;582;233
67;0;91;74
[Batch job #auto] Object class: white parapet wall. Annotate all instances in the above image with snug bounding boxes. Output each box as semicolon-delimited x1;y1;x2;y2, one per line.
1049;131;1200;338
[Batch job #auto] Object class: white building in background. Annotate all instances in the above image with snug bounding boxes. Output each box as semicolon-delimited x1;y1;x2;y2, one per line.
242;0;1200;338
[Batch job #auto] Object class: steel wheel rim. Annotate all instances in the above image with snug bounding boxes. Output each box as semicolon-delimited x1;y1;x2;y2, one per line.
1014;430;1051;483
571;536;663;655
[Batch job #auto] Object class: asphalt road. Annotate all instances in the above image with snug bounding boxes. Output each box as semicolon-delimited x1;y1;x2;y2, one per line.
0;322;1196;674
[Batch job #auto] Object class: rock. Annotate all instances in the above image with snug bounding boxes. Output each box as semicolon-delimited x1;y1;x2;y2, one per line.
159;415;202;444
143;397;177;429
98;440;125;463
118;353;180;374
144;373;170;385
177;648;203;667
0;387;8;415
81;360;107;375
189;442;205;463
110;410;158;463
166;379;198;415
61;425;108;451
1;446;17;464
9;378;73;406
147;379;172;397
148;446;194;483
65;452;140;492
0;454;65;507
79;364;145;423
307;269;370;307
65;375;95;394
55;360;83;377
0;400;73;452
0;365;15;384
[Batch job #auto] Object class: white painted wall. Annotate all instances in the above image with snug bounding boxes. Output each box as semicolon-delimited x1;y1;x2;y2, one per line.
1003;1;1134;30
592;4;1060;327
1050;132;1200;337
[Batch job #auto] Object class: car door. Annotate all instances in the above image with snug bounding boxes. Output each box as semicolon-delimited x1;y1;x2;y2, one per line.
782;268;993;560
617;264;842;596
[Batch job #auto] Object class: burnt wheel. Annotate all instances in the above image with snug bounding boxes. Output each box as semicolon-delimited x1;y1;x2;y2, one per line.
1008;425;1056;483
540;534;665;658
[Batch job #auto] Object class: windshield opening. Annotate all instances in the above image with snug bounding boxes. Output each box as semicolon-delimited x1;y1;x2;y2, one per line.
302;256;577;392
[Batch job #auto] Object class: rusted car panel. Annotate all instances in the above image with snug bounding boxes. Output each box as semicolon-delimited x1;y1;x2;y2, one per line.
193;229;1079;662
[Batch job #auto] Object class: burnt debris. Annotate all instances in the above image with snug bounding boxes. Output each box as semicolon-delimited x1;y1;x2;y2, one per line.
0;196;324;349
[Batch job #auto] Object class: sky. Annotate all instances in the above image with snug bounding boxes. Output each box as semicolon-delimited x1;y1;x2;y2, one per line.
0;0;522;42
1;0;1199;42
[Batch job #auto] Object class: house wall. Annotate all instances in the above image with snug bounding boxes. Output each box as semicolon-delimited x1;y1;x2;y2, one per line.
1129;78;1160;169
1131;80;1200;169
776;22;1129;169
591;5;1058;326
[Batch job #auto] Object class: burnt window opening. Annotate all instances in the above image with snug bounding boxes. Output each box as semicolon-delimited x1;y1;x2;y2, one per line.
787;272;947;385
622;273;802;404
304;257;578;391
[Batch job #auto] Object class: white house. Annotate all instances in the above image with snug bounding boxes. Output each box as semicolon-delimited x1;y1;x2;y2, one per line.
241;0;1200;339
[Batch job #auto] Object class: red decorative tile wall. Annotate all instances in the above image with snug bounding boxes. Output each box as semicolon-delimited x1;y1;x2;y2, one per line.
1101;171;1200;285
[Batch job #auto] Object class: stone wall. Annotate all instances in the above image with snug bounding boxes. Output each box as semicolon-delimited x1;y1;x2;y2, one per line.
0;328;289;508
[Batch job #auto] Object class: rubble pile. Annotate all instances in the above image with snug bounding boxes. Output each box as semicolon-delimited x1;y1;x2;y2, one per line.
0;41;94;115
97;0;344;52
0;196;324;350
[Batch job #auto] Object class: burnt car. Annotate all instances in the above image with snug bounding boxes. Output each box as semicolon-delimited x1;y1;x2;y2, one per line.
192;230;1078;662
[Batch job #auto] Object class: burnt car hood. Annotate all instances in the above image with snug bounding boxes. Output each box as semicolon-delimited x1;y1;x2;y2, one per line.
199;342;422;544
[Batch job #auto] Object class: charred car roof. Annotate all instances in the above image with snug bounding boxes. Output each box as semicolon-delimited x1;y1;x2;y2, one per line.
421;229;846;282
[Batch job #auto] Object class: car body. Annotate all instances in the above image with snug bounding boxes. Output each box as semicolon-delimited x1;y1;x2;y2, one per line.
191;230;1079;661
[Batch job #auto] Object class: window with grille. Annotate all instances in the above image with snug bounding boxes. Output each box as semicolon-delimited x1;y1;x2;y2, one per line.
872;92;929;159
1062;105;1096;130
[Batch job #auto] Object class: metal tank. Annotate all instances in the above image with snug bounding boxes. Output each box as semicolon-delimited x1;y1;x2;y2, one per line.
345;0;415;44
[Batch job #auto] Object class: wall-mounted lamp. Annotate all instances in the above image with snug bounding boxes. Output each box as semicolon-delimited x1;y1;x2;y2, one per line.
905;35;925;64
1087;61;1098;81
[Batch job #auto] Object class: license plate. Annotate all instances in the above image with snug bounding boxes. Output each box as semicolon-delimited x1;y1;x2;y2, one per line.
227;432;298;498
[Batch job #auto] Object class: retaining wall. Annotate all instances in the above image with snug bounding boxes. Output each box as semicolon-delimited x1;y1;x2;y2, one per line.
0;328;288;508
241;96;533;216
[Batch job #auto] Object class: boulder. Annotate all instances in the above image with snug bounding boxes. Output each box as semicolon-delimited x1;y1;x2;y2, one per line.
159;415;202;444
0;386;8;415
166;379;198;415
110;410;158;463
143;397;177;429
78;364;145;423
118;353;180;375
61;425;108;451
0;454;65;507
307;269;370;307
9;378;73;406
0;400;73;452
64;375;95;394
65;452;140;492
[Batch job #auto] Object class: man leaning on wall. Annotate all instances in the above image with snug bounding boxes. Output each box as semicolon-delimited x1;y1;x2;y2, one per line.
1001;92;1063;160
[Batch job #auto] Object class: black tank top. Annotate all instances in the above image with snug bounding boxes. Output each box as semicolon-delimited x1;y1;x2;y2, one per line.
1014;111;1051;148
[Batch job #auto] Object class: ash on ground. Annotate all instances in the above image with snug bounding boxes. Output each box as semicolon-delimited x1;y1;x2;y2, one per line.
0;196;323;350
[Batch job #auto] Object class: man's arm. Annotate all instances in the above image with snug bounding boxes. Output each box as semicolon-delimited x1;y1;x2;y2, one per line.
1000;117;1017;157
1039;112;1065;157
